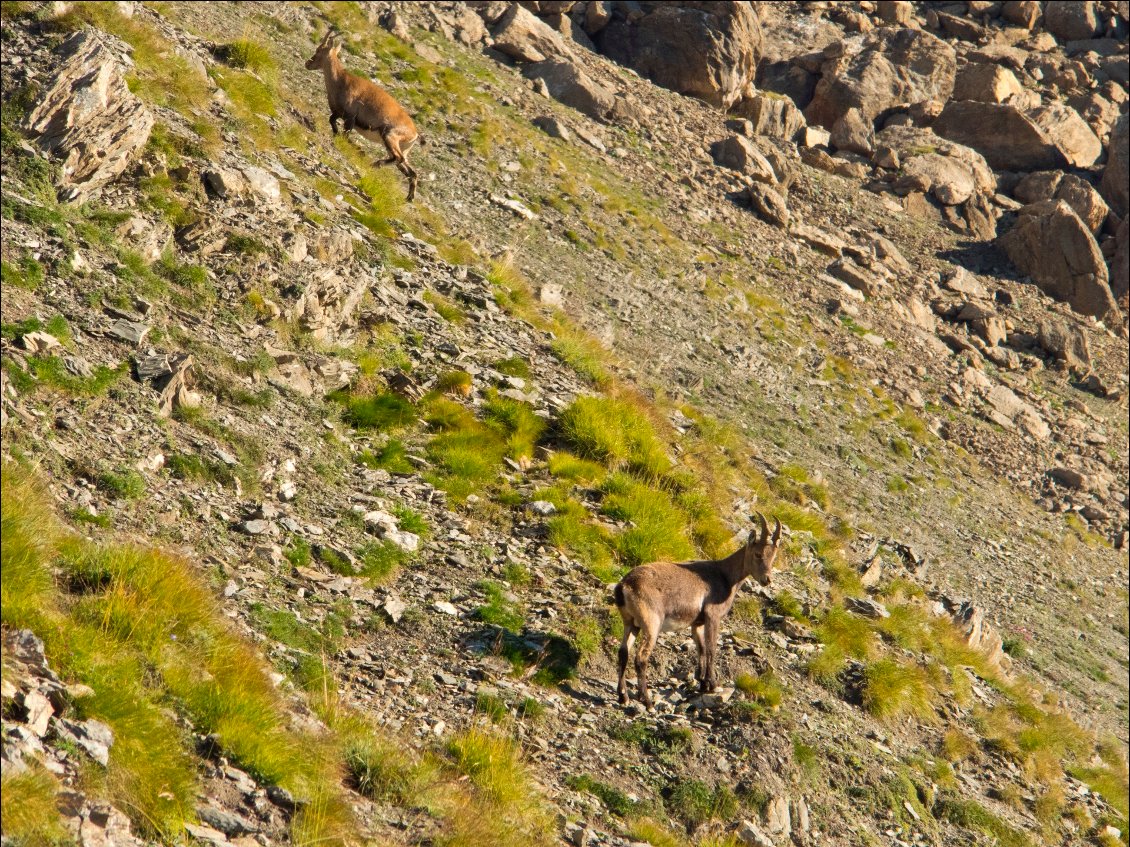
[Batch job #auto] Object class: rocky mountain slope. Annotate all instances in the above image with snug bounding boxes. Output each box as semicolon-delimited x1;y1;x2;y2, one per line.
1;2;1128;847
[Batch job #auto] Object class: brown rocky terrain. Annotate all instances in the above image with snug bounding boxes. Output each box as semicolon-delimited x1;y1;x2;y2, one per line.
1;2;1128;847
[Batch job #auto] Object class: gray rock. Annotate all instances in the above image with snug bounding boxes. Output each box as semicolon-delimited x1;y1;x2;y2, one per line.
21;30;154;201
747;182;789;228
107;319;150;345
845;597;890;619
524;60;615;121
55;718;114;766
195;805;257;836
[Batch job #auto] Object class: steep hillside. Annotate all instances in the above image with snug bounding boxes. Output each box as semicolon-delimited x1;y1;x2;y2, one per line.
1;2;1127;847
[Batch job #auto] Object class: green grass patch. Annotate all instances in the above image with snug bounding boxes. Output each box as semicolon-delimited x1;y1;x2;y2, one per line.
358;438;415;474
567;774;638;817
219;39;275;72
338;391;417;431
474;580;524;631
557;396;671;479
936;796;1033;847
599;473;695;568
548;451;605;483
0;765;67;846
357;540;412;584
493;356;531;379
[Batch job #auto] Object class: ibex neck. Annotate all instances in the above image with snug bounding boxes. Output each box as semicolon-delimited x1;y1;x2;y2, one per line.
323;55;345;88
717;545;751;589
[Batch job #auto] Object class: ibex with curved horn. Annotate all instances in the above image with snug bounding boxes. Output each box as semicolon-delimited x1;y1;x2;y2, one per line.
613;513;782;707
306;31;424;201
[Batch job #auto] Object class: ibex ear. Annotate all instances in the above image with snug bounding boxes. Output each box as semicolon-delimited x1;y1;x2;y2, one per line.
772;517;782;545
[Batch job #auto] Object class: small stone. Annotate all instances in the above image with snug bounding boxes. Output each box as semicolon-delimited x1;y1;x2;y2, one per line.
383;596;407;623
185;822;228;843
737;820;775;847
195;806;257;837
433;601;459;616
107;319;150;345
238;519;271;536
55;718;114;766
266;785;296;811
845;597;890;619
19;331;61;354
530;500;557;516
23;689;54;736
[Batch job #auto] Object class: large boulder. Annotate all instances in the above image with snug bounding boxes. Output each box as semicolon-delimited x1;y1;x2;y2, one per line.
21;29;155;202
805;28;956;131
933;100;1102;171
878;125;996;206
491;3;574;62
596;2;761;108
524;60;615;121
1044;1;1102;42
951;63;1026;104
1100;114;1128;219
1013;171;1109;233
729;93;806;141
999;200;1120;322
710;135;778;183
1111;219;1129;304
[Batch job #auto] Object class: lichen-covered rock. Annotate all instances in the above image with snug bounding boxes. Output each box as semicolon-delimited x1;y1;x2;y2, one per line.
21;29;155;201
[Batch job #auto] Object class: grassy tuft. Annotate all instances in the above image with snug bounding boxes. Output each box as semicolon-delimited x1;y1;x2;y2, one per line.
861;658;935;721
338;391;417;431
599;473;695;568
0;766;67;846
220;39;275;72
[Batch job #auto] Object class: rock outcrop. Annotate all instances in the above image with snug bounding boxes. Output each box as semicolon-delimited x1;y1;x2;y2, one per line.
933;101;1102;171
1101;114;1129;219
805;28;956;131
21;29;155;202
595;1;761;108
1000;200;1120;322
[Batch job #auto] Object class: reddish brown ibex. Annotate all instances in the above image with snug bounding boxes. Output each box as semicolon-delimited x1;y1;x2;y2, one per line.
614;514;782;707
306;31;423;201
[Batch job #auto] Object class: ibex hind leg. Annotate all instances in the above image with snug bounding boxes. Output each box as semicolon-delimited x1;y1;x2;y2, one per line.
691;624;706;685
380;132;418;201
617;624;637;705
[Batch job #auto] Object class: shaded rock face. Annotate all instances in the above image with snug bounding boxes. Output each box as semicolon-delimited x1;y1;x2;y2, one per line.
999;200;1120;323
1101;114;1129;219
805;27;956;131
1112;219;1130;304
1013;171;1109;234
934;100;1102;171
596;1;761;108
21;29;155;202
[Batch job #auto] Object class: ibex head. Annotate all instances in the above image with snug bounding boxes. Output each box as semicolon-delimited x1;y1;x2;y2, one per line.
743;512;782;586
306;31;341;71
